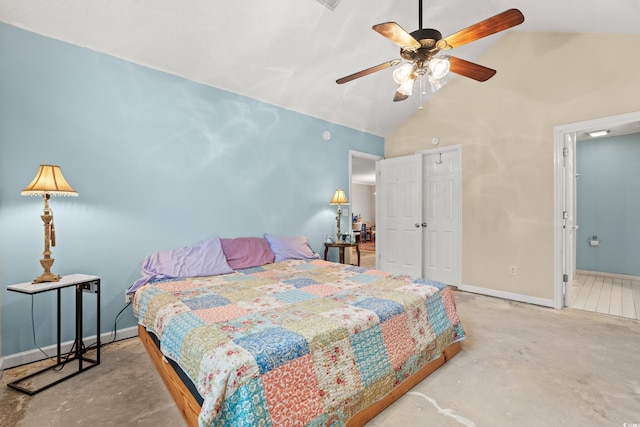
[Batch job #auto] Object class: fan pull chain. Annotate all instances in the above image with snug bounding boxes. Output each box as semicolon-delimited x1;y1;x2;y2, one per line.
418;74;426;110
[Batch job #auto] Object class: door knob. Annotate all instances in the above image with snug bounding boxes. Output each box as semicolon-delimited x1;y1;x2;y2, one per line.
415;223;420;228
422;222;427;228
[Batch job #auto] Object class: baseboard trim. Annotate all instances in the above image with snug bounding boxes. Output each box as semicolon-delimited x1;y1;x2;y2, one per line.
2;325;139;370
576;270;640;281
459;284;555;308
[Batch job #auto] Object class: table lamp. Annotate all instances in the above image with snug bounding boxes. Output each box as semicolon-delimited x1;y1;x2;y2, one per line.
21;164;78;283
329;188;349;241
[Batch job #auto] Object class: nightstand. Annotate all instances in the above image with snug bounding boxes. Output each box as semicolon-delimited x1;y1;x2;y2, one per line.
324;242;360;266
6;274;101;395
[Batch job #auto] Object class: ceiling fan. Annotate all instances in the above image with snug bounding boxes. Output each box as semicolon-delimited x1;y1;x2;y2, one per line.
336;2;524;102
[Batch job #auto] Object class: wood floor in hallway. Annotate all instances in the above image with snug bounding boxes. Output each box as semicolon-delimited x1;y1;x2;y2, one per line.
359;249;375;268
568;271;640;320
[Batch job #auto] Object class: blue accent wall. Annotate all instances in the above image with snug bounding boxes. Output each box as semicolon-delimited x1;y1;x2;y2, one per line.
0;23;383;356
576;133;640;276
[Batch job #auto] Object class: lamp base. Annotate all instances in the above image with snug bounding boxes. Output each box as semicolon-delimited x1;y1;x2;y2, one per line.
33;271;61;284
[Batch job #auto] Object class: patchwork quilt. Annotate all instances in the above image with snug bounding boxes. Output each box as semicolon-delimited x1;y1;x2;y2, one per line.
133;259;465;426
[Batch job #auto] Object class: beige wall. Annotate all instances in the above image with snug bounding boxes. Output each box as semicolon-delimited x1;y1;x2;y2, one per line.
385;32;640;301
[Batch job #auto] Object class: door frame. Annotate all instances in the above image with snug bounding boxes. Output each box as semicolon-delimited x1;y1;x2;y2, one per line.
553;110;640;309
349;150;383;221
349;149;383;255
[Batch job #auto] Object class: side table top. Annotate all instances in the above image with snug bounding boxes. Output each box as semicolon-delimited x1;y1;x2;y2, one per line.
7;274;100;294
324;242;359;248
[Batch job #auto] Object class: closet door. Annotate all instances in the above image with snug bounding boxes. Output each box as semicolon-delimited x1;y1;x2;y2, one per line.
376;154;422;277
377;147;461;285
422;150;461;285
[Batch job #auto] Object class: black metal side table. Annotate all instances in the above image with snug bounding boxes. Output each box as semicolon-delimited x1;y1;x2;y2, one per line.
6;274;101;395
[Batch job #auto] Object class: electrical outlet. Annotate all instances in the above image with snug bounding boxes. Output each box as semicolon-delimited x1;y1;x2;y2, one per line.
125;293;132;304
509;265;517;275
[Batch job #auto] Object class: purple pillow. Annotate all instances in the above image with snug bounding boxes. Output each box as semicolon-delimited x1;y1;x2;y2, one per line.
264;234;320;262
127;236;233;294
220;237;275;270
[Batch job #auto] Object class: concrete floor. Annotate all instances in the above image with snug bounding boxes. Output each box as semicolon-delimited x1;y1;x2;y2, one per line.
2;290;639;427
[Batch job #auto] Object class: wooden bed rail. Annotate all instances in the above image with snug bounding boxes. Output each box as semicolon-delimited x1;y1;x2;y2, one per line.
347;340;461;426
138;325;200;427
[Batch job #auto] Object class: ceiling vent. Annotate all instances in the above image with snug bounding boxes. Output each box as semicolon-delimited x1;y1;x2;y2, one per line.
317;0;341;10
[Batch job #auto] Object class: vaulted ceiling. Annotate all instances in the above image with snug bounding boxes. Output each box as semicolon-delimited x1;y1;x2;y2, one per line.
2;0;639;136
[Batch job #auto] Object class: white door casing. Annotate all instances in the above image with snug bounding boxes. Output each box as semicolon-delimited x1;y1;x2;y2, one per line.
553;110;640;309
348;150;383;267
562;131;577;306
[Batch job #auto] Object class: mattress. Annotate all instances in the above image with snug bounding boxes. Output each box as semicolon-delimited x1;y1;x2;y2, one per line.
133;259;465;426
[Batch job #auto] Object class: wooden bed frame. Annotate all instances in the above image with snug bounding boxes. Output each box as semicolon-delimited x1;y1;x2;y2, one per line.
138;324;461;427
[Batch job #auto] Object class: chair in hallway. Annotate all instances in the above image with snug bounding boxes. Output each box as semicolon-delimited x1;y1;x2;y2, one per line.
361;223;371;242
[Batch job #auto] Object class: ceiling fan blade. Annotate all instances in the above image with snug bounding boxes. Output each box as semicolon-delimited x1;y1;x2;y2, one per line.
336;60;401;84
393;90;409;102
442;9;524;49
448;56;496;82
373;22;421;50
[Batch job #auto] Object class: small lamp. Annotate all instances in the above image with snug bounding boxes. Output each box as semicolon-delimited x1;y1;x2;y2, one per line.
329;188;349;241
21;164;78;283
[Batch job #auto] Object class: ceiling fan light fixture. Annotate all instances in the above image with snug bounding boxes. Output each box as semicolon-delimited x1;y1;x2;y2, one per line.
429;57;450;79
334;5;525;103
393;63;414;84
428;74;446;92
398;75;416;96
316;0;341;10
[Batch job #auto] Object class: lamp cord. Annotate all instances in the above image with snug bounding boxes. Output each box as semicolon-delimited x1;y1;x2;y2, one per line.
30;295;74;371
84;301;131;352
30;295;53;361
29;295;133;364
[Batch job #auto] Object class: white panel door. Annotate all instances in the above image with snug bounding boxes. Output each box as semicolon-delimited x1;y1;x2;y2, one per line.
422;149;461;285
376;154;422;277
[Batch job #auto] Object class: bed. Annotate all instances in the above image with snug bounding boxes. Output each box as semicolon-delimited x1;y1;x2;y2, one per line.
129;236;465;426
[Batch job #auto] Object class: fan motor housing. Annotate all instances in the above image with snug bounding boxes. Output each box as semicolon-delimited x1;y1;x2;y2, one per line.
410;28;442;44
402;28;442;61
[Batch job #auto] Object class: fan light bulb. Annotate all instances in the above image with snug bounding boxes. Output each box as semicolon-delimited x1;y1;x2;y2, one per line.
429;57;450;79
393;63;414;84
428;74;446;93
398;75;416;96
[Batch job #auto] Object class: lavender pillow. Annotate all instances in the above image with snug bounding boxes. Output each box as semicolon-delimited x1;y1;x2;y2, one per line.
264;234;320;262
220;237;275;270
127;236;233;294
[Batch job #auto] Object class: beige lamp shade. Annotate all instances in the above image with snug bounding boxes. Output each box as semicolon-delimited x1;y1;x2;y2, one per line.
21;164;77;283
329;188;349;205
21;164;78;197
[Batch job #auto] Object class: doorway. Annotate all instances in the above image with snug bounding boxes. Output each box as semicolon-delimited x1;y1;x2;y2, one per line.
554;110;640;314
349;150;382;268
